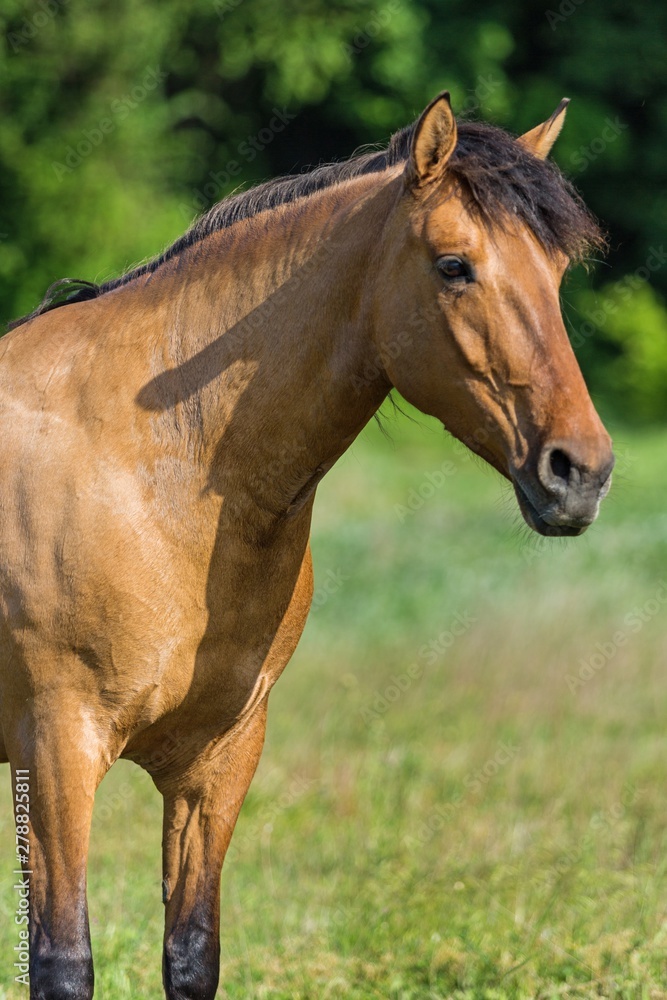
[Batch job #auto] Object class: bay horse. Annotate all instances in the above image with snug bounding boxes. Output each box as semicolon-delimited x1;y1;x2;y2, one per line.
1;92;613;999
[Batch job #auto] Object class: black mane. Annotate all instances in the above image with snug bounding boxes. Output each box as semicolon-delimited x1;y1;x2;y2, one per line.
8;117;604;331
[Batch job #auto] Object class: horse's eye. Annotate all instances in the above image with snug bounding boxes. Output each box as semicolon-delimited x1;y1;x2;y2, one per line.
436;255;472;281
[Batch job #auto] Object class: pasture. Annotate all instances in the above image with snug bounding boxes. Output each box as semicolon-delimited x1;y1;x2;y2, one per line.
1;406;666;998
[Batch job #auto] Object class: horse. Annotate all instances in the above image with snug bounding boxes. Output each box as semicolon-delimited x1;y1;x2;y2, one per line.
0;92;614;999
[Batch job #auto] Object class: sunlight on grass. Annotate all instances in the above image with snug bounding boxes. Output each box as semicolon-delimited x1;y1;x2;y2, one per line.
2;411;666;997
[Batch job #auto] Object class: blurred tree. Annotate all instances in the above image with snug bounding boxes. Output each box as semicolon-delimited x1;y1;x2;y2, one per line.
0;0;664;421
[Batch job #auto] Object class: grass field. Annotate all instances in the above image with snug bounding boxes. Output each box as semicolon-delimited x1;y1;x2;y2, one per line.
1;407;667;998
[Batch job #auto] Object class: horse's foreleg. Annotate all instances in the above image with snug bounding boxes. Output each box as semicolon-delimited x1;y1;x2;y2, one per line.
157;701;268;1000
7;695;105;1000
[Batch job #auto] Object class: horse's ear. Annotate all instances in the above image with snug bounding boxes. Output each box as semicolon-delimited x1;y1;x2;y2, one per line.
518;98;570;159
406;91;457;189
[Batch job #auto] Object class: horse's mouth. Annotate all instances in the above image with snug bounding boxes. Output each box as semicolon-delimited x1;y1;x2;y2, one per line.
512;478;590;537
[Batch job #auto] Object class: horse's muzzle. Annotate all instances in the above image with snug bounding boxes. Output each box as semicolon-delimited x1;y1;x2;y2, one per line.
512;438;615;537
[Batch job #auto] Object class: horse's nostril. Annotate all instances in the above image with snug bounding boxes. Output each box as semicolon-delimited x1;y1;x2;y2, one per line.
549;448;572;483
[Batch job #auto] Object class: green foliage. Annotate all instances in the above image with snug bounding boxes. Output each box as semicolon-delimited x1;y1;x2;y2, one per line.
576;279;667;423
0;0;665;420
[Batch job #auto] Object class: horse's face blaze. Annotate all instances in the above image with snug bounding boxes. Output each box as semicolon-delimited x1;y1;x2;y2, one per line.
374;94;614;537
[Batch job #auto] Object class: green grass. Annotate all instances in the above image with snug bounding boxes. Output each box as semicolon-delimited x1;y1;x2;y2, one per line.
2;408;667;998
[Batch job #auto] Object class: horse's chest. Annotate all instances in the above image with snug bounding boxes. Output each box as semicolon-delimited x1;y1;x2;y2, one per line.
180;539;313;704
122;542;313;764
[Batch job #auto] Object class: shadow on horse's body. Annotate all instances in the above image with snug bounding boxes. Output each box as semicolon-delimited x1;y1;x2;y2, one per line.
0;93;613;998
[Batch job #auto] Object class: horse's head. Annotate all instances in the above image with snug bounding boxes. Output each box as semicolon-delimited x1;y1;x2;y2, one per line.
376;92;614;536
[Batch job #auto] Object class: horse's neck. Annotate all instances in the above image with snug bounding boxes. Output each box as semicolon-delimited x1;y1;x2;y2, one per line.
138;173;400;530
